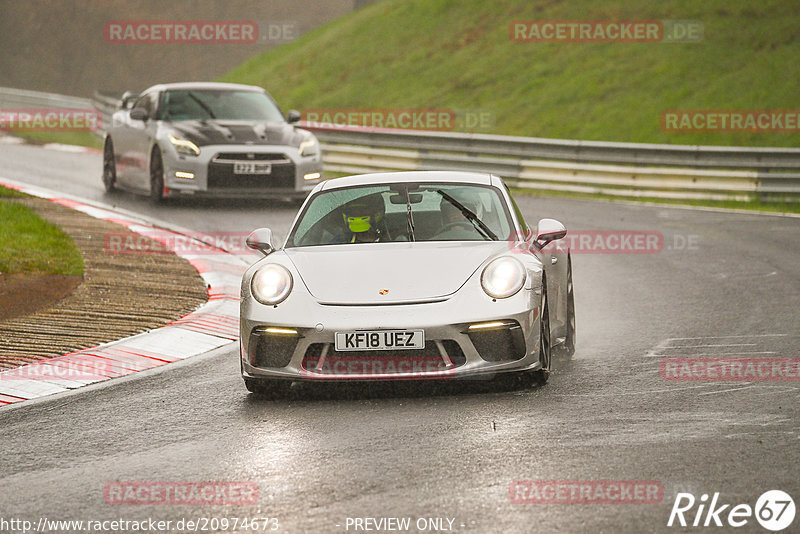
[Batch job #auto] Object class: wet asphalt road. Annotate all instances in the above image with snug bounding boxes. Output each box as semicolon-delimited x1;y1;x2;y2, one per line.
0;142;799;533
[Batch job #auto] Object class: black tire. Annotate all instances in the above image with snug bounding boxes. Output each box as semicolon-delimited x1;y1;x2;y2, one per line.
529;287;551;386
102;139;117;193
554;257;576;357
244;378;292;399
149;147;165;203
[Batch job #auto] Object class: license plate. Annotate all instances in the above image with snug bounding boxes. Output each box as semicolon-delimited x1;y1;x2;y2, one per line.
233;162;271;174
335;330;424;351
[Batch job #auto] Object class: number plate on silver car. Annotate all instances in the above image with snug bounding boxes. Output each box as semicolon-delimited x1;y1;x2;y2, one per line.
334;330;425;351
233;162;271;174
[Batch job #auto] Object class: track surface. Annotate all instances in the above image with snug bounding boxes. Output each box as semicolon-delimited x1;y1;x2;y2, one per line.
1;142;799;533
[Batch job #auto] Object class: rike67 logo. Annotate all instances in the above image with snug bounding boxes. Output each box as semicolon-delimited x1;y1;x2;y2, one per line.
668;490;795;531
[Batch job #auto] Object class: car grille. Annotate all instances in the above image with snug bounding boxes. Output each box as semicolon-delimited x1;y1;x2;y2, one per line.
213;152;291;162
301;340;465;376
208;152;295;190
467;320;526;362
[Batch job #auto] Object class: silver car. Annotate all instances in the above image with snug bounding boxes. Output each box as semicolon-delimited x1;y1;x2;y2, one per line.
240;171;575;395
102;82;323;201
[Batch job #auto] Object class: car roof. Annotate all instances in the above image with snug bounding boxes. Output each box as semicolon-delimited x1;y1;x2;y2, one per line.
318;171;500;191
139;82;265;94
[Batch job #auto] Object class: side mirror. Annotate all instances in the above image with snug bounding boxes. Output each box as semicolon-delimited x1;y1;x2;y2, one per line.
246;228;276;255
286;109;301;123
121;92;138;110
129;107;148;121
533;218;567;250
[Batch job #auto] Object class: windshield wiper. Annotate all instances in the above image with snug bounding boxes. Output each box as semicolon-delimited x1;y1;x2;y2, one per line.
436;189;498;240
187;91;216;119
405;187;416;241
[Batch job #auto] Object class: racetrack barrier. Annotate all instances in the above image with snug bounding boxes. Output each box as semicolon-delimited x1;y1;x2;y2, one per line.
2;86;797;202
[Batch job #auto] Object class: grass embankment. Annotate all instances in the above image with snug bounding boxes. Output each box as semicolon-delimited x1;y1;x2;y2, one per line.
0;186;84;276
221;0;800;147
219;0;800;212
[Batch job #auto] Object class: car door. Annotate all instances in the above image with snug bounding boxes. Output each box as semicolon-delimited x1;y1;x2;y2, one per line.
126;91;159;190
108;107;134;185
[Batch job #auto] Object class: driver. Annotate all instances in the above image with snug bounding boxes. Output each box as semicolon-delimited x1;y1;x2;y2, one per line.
341;193;386;243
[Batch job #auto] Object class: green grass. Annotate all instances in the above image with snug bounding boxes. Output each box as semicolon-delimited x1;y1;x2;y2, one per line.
0;197;84;276
11;131;102;150
0;185;27;198
221;0;800;147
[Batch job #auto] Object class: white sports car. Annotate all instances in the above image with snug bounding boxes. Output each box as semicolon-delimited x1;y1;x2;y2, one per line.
240;171;575;395
103;82;322;201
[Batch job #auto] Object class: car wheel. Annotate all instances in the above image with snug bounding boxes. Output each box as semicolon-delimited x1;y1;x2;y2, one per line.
149;147;165;203
244;378;292;399
529;287;551;386
102;139;117;193
555;257;576;357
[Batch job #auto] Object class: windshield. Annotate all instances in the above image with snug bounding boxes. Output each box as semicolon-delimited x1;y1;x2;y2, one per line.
156;89;285;122
287;183;515;247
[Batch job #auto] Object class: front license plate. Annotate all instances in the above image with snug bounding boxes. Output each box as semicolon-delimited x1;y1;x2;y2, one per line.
233;162;272;174
335;330;425;351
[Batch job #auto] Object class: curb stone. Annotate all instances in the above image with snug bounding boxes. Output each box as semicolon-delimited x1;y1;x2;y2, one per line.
0;178;251;406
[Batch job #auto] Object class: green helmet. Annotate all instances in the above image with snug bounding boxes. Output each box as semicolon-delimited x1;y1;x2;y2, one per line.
343;194;384;233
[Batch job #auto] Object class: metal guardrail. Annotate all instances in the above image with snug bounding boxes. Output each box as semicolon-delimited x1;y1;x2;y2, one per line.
300;124;800;201
0;87;95;110
2;87;798;201
0;87;111;141
92;91;121;133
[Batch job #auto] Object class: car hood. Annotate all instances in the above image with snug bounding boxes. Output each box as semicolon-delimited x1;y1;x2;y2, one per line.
168;120;302;147
284;241;511;304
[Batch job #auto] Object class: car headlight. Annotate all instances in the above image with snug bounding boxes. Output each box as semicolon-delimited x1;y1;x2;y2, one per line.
481;257;526;299
168;135;200;157
298;135;319;157
251;264;293;305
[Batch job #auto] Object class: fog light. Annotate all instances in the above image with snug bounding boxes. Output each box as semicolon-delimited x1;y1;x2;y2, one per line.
304;172;321;180
468;321;512;331
262;327;299;336
175;171;194;179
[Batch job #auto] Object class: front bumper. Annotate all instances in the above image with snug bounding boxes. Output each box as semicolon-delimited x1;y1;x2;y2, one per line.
240;291;544;382
160;143;323;198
